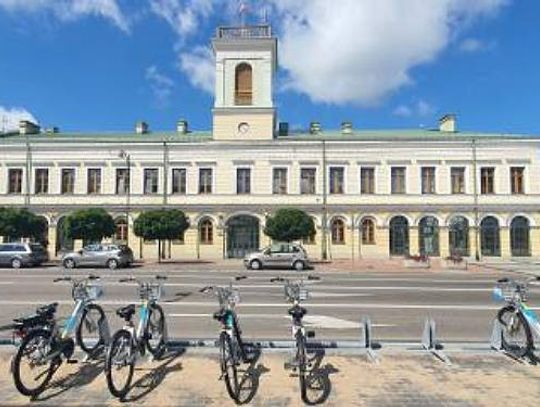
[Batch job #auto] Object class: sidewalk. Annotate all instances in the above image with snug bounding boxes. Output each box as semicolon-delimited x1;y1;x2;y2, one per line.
0;351;538;406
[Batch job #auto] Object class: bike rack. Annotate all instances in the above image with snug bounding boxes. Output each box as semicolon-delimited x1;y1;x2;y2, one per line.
360;316;380;364
490;319;534;365
421;317;451;365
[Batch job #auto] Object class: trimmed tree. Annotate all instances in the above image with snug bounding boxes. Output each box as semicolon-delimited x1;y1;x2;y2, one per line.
0;207;48;243
133;209;190;262
62;208;115;246
264;208;315;243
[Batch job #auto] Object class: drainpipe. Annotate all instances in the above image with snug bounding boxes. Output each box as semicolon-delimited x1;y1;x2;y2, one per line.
472;138;480;261
24;132;32;207
163;140;169;206
321;140;328;260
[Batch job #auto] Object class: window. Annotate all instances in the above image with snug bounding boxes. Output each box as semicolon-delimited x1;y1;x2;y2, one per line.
329;167;345;194
87;169;101;194
235;63;253;105
361;219;375;245
199;168;213;194
172;168;187;194
200;219;213;244
391;167;406;194
114;219;128;242
421;167;436;194
272;168;288;195
481;167;495;194
116;169;130;195
8;169;23;194
510;167;524;194
61;169;75;194
144;169;159;194
331;218;345;244
360;168;375;194
33;169;48;194
236;168;251;194
300;168;316;195
451;167;465;194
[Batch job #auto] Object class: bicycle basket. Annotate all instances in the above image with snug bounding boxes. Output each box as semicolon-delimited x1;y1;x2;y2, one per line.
139;284;162;301
218;288;239;307
73;283;103;301
285;284;309;302
494;282;526;302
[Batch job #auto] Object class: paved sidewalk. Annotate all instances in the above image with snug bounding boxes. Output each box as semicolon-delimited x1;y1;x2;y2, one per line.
0;350;539;406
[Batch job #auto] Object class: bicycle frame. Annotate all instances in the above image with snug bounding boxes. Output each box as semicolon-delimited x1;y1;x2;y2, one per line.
520;303;540;338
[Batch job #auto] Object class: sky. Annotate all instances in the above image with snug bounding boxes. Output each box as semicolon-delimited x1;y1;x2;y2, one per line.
0;0;539;135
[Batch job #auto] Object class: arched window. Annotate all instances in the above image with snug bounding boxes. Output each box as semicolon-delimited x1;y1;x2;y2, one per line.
389;216;409;256
511;216;530;257
114;218;128;242
361;219;375;245
480;216;500;256
418;216;439;256
235;63;253;105
331;218;345;245
449;216;469;257
199;219;214;245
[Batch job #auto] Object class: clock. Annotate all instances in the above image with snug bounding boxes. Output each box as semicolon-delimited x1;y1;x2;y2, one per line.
238;122;250;134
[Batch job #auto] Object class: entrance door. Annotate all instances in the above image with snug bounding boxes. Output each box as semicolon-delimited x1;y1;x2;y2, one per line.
227;215;260;258
389;216;409;256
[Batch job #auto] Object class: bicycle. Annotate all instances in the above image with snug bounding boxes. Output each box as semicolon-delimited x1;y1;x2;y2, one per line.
105;275;168;399
493;276;540;358
200;276;255;404
271;275;328;405
9;274;109;397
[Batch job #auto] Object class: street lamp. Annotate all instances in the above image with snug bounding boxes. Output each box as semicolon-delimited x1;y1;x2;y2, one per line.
118;150;131;245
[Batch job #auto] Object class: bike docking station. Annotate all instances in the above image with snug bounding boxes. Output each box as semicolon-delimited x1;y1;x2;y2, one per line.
490;318;537;365
360;316;381;364
421;317;451;365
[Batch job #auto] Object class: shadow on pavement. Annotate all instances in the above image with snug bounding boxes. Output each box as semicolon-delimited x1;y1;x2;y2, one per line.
123;348;185;403
233;347;270;405
302;349;339;405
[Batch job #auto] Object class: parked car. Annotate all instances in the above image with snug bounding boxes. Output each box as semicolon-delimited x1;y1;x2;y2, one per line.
244;242;311;271
62;244;134;270
0;242;49;269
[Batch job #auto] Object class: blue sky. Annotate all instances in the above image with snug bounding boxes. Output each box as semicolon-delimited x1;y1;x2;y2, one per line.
0;0;539;135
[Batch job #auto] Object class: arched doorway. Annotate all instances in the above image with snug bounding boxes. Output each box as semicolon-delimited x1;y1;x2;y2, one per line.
56;216;74;255
389;216;409;256
226;215;260;258
35;216;49;247
449;216;469;257
510;216;530;257
481;216;500;257
419;216;439;256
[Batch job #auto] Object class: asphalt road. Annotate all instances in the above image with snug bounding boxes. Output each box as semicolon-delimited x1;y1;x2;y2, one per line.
0;263;538;343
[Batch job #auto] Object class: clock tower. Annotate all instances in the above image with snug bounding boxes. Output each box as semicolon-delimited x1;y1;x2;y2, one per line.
212;25;277;141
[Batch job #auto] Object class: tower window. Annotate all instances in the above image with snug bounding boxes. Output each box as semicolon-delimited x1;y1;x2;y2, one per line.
235;63;252;105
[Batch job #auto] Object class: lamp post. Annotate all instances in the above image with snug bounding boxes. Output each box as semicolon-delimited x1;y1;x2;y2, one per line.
119;150;131;245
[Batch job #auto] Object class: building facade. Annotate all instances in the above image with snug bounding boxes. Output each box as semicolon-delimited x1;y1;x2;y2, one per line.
1;25;539;261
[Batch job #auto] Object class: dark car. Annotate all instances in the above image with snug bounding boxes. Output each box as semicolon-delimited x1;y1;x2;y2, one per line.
0;243;49;269
61;244;134;270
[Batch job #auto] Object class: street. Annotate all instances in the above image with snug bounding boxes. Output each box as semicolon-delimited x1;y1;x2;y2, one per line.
1;262;538;343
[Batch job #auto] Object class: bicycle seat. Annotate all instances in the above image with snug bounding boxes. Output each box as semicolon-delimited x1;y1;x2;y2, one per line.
288;305;307;320
36;302;58;316
13;312;50;328
116;304;136;321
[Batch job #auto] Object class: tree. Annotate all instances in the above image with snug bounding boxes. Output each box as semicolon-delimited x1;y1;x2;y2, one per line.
0;207;47;243
63;208;115;245
133;209;190;262
264;208;315;243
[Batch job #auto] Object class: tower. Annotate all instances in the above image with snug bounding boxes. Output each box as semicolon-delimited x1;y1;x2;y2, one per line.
212;24;277;141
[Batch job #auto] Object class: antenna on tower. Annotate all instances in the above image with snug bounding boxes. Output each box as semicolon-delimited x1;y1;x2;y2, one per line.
238;1;249;26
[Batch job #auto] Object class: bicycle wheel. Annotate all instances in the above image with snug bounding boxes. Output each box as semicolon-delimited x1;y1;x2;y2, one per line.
296;333;308;401
220;331;240;403
76;304;106;356
105;329;134;399
303;369;331;405
498;306;533;358
12;329;57;397
146;303;165;358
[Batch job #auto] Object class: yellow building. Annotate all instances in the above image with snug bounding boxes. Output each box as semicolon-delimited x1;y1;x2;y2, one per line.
1;24;539;262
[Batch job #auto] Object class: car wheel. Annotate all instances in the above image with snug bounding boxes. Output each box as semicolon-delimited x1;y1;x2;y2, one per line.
63;258;76;269
11;258;22;269
293;260;305;272
250;260;262;270
107;259;119;270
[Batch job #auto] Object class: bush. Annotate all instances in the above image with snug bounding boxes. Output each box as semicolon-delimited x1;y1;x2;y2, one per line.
264;208;315;243
0;207;47;242
63;208;115;245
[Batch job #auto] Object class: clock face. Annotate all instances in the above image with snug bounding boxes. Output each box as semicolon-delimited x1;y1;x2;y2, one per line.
238;122;250;134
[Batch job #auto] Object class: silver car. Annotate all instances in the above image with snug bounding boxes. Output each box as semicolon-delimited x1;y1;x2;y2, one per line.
62;244;134;270
0;243;49;269
243;243;311;271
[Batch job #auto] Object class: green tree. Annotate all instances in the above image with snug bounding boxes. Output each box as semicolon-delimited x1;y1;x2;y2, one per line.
264;208;315;243
63;208;115;245
0;207;47;243
133;209;190;262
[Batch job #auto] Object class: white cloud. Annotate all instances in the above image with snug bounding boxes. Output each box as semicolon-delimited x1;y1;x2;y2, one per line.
145;65;175;106
178;46;215;94
394;100;435;118
149;0;214;37
459;37;495;53
0;106;38;133
0;0;130;32
266;0;508;105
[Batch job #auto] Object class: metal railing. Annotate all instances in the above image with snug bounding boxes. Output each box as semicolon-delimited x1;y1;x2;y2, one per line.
216;25;272;39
